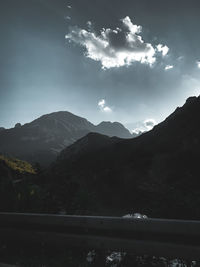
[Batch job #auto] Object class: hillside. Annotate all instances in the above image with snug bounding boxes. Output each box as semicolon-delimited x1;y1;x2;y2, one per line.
0;155;44;212
48;96;200;219
0;111;132;166
0;155;36;175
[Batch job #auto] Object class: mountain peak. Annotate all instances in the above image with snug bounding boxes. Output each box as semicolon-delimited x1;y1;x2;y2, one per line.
15;123;22;128
185;95;199;104
0;110;133;166
58;132;117;162
30;111;94;130
96;121;132;138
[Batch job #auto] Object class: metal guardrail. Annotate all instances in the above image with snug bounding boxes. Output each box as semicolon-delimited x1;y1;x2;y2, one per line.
0;212;200;259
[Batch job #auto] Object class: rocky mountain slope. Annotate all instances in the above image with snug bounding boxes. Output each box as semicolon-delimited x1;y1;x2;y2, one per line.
48;96;200;219
0;111;132;166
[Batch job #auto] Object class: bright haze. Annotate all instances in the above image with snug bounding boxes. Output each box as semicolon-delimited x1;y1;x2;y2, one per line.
0;0;200;132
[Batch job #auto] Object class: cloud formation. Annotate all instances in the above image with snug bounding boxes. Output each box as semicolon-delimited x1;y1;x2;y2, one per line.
65;16;168;69
165;65;174;70
132;118;156;134
156;44;169;56
144;119;156;130
196;61;200;68
98;99;112;112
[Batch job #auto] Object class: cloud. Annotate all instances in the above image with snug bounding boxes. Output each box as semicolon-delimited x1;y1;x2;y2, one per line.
156;44;169;56
98;99;105;108
132;118;156;134
165;65;174;70
87;21;92;28
98;99;112;113
67;5;72;9
196;61;200;68
144;119;156;130
65;16;168;69
65;16;71;20
103;106;112;112
132;128;144;135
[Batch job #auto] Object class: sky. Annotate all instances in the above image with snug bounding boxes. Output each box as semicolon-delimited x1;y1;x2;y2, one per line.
0;0;200;132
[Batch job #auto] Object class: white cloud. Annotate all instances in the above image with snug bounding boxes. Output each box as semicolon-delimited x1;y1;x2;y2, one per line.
132;128;143;135
67;5;72;9
196;61;200;68
98;99;112;113
103;106;112;112
165;65;174;70
98;99;105;108
132;118;156;134
144;119;156;130
65;16;168;69
156;44;169;56
122;16;142;35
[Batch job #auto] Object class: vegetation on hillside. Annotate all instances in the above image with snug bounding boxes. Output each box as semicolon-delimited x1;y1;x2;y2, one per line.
0;155;36;174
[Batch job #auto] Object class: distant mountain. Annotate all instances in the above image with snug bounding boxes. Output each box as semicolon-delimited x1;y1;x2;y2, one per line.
0;111;132;166
95;121;131;138
0;127;5;132
48;96;200;219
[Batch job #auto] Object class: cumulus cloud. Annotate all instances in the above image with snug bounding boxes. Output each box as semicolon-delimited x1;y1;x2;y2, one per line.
165;65;174;70
156;44;169;56
132;118;156;134
65;16;168;69
98;99;112;112
196;61;200;68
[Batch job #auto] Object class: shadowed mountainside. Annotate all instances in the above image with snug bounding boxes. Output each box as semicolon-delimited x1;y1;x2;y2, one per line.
47;96;200;219
0;155;44;212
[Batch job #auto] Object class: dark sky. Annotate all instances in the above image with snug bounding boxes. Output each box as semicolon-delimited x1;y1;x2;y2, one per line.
0;0;200;131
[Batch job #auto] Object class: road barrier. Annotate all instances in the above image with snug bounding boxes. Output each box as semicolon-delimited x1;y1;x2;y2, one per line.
0;212;199;259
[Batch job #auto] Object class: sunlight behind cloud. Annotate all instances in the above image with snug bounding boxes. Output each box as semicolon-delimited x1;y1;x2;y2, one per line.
196;61;200;68
65;16;169;69
132;118;156;134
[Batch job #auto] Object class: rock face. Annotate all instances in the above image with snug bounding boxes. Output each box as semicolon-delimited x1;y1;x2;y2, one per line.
0;111;132;166
48;96;200;219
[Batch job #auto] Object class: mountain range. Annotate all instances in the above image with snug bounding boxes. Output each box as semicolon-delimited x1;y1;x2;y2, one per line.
47;96;200;219
0;96;200;219
0;111;132;166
